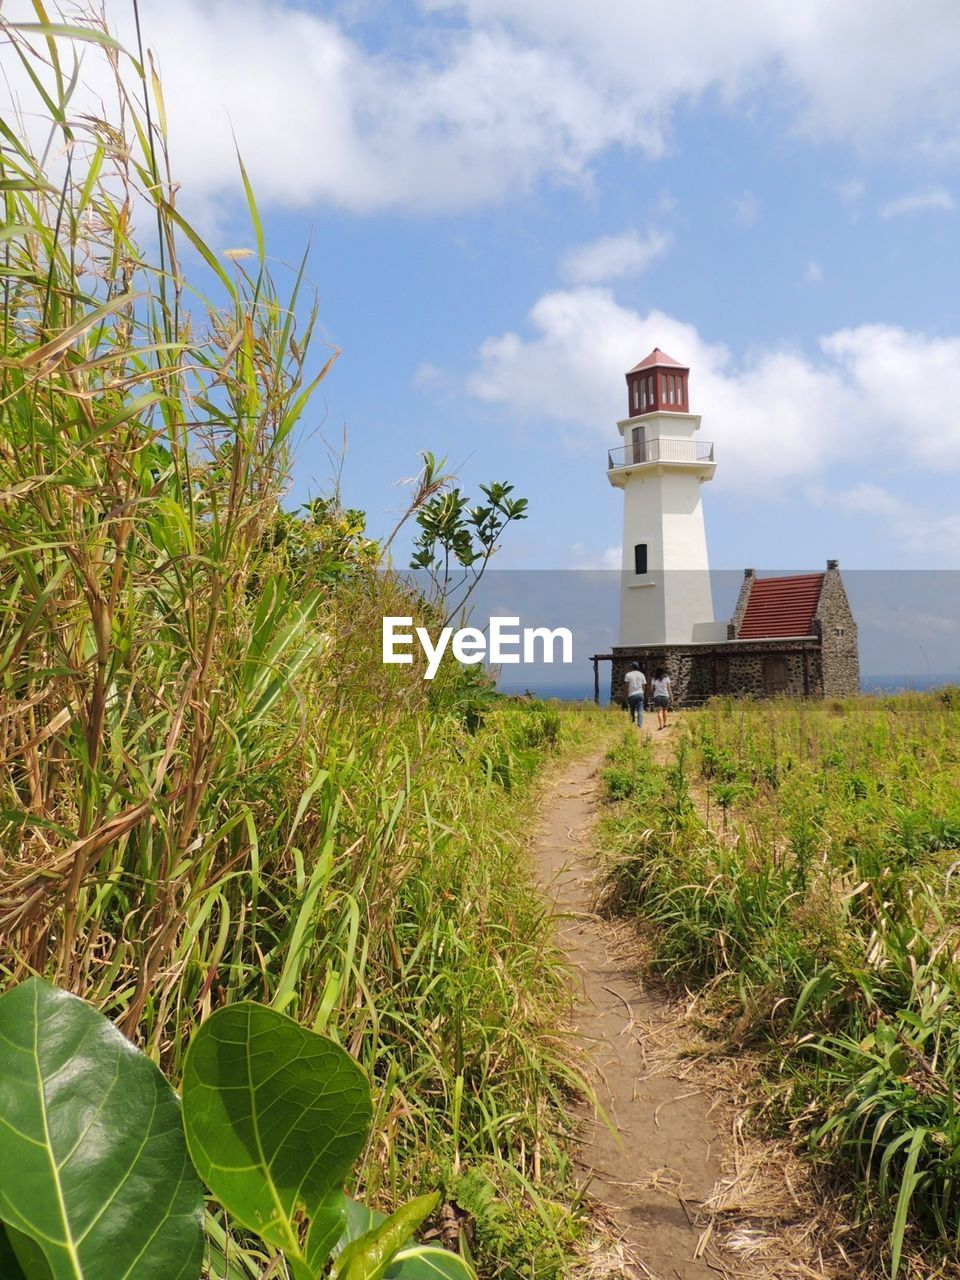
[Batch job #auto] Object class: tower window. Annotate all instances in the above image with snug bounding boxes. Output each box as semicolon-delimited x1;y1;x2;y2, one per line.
648;375;654;404
835;626;844;638
633;380;639;410
634;543;648;575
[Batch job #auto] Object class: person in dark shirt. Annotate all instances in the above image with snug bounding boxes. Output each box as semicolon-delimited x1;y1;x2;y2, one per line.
651;668;672;729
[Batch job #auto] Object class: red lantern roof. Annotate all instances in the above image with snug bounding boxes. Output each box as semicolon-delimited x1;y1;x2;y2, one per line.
627;348;689;373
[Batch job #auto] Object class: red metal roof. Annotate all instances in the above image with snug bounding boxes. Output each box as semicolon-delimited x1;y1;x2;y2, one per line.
738;573;824;639
628;347;688;373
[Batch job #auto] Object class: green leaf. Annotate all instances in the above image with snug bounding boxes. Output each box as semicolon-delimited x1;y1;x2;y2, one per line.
202;1211;264;1280
236;147;265;270
271;846;335;1014
8;22;126;53
332;1193;439;1280
889;1127;928;1279
333;1198;475;1280
0;978;204;1280
182;1003;373;1278
0;1222;36;1279
20;290;144;369
887;1047;908;1076
159;200;237;297
386;1245;477;1280
335;1198;387;1251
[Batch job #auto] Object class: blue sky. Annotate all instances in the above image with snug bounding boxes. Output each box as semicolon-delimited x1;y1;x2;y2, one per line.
10;1;960;583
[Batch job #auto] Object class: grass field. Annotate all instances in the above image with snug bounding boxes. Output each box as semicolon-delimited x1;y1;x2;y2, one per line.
600;692;960;1277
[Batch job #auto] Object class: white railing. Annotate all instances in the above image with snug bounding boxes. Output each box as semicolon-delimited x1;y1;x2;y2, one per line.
607;439;714;469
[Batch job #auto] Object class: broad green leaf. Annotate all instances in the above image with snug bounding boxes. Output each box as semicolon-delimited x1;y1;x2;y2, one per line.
332;1193;438;1280
386;1245;477;1280
182;1003;372;1278
0;978;204;1280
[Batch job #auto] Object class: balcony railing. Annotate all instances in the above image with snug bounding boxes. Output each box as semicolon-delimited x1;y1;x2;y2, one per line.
607;438;715;469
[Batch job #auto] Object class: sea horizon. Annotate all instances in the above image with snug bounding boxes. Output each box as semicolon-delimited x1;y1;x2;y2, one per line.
497;672;960;704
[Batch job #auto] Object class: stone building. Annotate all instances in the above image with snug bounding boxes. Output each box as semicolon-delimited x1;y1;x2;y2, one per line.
593;349;860;706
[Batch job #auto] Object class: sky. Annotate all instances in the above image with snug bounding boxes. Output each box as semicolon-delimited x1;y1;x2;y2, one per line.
5;1;960;591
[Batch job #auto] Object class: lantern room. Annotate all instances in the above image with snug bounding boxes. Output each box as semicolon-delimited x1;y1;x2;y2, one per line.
625;347;689;416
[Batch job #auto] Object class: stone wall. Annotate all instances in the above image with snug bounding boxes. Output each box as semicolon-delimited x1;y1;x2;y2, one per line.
727;568;756;640
611;638;823;707
814;561;860;697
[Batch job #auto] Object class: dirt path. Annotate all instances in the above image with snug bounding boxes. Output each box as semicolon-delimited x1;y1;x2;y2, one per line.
534;745;730;1279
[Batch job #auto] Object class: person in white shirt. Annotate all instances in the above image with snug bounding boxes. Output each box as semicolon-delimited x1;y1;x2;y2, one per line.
623;663;646;727
651;668;672;730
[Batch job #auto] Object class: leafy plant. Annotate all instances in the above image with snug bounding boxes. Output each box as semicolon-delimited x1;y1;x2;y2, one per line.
410;481;528;623
0;980;475;1280
0;978;204;1279
265;498;381;591
183;1001;372;1277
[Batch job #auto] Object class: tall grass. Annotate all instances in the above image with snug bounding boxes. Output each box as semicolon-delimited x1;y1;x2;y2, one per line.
599;693;960;1277
0;10;329;1019
0;13;613;1276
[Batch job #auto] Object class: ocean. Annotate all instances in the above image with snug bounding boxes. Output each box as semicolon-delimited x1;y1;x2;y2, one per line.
498;673;960;704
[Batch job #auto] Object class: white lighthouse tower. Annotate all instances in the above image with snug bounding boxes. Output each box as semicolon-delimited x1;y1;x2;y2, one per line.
607;349;721;646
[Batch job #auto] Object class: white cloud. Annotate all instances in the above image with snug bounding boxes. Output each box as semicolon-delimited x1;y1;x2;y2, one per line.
809;485;960;560
4;0;660;215
459;288;960;492
807;482;904;517
560;229;672;285
731;191;760;228
819;324;960;470
7;0;960;214
879;187;956;218
432;0;960;149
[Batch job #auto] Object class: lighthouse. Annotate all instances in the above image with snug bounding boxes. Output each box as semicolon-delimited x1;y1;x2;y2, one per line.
607;348;719;646
594;348;860;706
